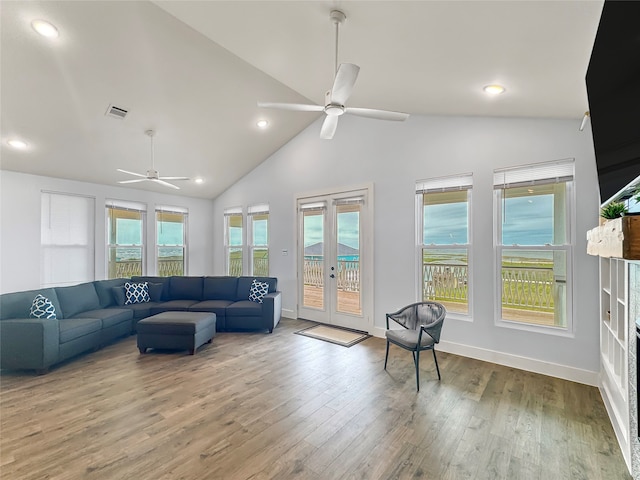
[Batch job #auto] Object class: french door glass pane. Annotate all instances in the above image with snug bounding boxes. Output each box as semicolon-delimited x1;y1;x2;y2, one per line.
303;210;324;310
501;249;566;328
422;248;468;314
336;204;361;315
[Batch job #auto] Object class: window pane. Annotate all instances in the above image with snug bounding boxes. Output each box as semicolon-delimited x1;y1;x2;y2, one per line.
228;214;243;247
252;248;269;276
157;212;184;246
501;249;566;328
228;248;243;276
422;248;468;314
423;191;468;245
336;204;361;315
109;246;142;278
252;214;268;247
158;246;184;276
501;183;566;245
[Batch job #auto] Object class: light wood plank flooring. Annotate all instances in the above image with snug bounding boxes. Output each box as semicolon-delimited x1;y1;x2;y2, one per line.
0;318;630;479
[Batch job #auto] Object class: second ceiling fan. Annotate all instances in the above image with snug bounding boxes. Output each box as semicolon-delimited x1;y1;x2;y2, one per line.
258;10;409;140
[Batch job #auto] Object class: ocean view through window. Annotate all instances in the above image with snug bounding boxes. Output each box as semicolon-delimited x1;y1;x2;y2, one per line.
106;200;146;279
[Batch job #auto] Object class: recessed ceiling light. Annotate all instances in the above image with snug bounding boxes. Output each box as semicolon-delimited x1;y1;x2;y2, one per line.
483;84;506;95
31;19;59;38
257;119;269;129
7;139;28;149
194;178;204;184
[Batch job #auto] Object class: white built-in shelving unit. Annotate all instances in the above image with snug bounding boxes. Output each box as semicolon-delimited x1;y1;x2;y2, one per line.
600;256;631;468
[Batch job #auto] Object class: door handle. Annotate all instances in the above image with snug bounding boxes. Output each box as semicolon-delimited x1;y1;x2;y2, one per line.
330;274;335;278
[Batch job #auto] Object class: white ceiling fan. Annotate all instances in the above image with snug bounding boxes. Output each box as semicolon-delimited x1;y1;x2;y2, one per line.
258;10;409;140
117;129;189;190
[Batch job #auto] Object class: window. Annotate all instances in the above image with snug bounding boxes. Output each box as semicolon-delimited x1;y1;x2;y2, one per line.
41;191;95;287
416;174;472;315
224;207;243;276
157;206;187;277
248;204;269;276
106;200;146;279
494;159;574;331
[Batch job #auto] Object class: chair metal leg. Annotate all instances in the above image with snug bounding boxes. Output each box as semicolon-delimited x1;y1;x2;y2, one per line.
433;348;441;380
384;341;390;370
415;350;420;391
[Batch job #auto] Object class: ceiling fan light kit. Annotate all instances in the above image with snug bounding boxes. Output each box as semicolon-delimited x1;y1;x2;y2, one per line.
257;9;409;140
117;129;190;190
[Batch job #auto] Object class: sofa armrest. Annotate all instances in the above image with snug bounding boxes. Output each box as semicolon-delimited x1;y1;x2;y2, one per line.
0;318;60;372
262;291;282;333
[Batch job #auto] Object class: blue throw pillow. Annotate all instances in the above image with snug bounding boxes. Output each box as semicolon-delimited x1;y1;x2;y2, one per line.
29;294;57;319
248;279;269;304
124;282;150;305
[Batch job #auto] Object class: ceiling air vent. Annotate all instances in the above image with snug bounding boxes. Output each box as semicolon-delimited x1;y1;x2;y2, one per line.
105;104;128;119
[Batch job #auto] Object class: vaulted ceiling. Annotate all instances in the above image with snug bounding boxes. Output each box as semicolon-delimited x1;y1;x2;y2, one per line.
0;1;603;199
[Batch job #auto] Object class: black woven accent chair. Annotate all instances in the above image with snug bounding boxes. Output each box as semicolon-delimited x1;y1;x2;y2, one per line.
384;301;446;391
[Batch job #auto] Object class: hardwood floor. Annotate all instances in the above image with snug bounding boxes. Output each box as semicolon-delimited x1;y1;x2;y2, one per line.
0;318;630;479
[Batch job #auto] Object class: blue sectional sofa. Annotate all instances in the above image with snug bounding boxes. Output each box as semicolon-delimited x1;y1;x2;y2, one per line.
0;276;281;373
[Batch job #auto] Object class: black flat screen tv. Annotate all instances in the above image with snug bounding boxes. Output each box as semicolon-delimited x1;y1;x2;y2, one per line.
586;0;640;204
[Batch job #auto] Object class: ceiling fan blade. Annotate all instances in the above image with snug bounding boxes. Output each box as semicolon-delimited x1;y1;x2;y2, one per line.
117;169;147;178
344;107;409;121
320;115;339;140
118;179;147;184
258;102;324;112
159;176;190;181
152;178;180;190
330;63;360;105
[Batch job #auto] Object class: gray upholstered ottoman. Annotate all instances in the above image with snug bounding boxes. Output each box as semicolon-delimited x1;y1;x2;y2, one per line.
137;312;216;355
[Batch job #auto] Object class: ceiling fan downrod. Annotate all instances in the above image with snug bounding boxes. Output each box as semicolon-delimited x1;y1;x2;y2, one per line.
330;10;346;77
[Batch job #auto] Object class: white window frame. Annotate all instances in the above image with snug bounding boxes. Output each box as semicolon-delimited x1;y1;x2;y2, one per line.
224;206;244;276
106;199;147;279
41;191;95;287
156;205;188;277
416;173;473;320
493;159;575;336
248;203;269;276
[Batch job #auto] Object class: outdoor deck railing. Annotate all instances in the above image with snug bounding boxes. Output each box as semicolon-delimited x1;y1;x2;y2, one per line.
112;258;184;278
302;259;556;312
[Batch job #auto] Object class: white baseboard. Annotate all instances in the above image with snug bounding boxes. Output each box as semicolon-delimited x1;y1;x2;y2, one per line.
282;308;296;320
372;327;599;386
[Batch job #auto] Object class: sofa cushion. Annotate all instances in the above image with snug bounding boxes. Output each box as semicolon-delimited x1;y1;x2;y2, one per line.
59;318;102;344
72;309;132;329
226;300;263;317
56;283;100;319
124;282;150;305
0;288;63;320
169;276;203;301
93;278;127;308
148;283;164;302
112;287;126;306
150;300;199;315
131;276;170;300
29;294;57;319
189;300;233;315
248;280;269;304
203;277;238;301
236;277;277;301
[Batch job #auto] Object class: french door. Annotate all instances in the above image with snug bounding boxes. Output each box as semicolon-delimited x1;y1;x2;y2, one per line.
297;187;372;332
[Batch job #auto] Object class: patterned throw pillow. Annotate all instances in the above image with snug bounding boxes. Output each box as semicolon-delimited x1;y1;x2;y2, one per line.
30;294;57;319
124;282;150;305
248;279;269;304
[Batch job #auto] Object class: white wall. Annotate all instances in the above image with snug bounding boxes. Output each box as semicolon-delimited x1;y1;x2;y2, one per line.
211;113;602;382
0;171;214;293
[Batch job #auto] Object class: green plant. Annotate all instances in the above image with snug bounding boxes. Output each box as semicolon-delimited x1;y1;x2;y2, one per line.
601;201;628;219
